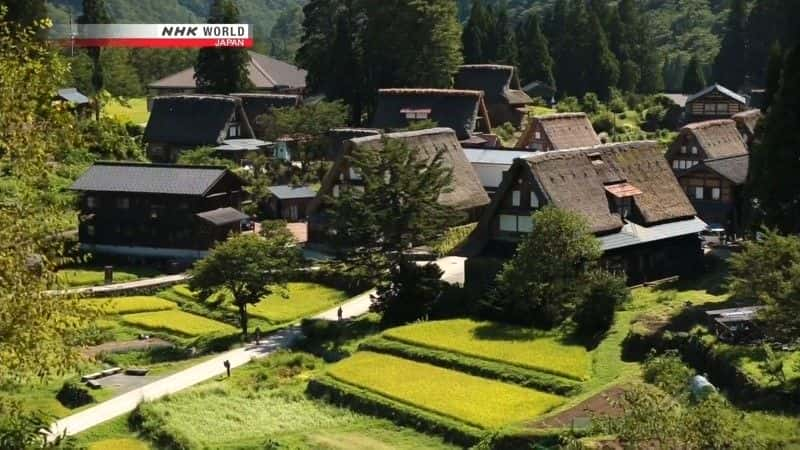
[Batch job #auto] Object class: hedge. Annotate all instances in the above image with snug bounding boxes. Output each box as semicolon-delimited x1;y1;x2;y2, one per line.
359;337;580;396
306;375;485;447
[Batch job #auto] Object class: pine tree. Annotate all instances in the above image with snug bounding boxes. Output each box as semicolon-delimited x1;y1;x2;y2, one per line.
194;0;251;94
79;0;111;119
748;44;800;233
462;0;491;63
763;41;783;112
584;8;619;99
682;56;706;93
544;0;569;87
713;0;748;90
517;13;555;88
745;0;789;86
492;3;518;66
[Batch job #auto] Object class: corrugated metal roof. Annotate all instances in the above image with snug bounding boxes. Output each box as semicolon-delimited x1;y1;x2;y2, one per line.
463;148;539;165
196;207;248;226
70;162;228;196
600;217;707;251
57;88;89;104
268;185;316;199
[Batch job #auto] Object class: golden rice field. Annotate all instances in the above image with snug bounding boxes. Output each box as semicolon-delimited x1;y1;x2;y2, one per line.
383;319;590;381
87;296;177;315
87;438;149;450
121;310;236;336
327;352;565;429
235;282;349;323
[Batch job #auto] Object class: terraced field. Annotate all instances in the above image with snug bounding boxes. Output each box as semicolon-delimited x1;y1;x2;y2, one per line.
121;310;236;336
87;296;177;314
327;352;565;429
383;319;590;380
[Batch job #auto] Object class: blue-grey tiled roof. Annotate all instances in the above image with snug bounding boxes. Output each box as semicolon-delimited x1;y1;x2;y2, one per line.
599;217;707;251
57;88;89;104
70;162;228;196
267;185;316;200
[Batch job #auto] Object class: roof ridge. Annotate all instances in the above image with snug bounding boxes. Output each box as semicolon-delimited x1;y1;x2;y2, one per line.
378;88;483;97
247;50;277;86
93;161;228;170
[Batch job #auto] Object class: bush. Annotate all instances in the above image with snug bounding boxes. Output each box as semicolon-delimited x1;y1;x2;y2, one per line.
642;349;694;398
372;260;446;327
56;382;94;409
555;96;580;113
573;270;629;338
301;318;342;341
591;110;618;134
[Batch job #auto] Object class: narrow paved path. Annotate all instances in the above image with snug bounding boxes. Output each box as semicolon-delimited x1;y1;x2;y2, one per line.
46;273;190;297
46;257;464;440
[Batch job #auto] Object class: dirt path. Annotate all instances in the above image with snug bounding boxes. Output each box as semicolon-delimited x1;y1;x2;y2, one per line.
529;386;626;429
82;338;174;358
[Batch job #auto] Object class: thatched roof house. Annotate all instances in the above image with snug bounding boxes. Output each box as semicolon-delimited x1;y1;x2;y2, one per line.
454;65;533;128
144;95;258;162
732;109;763;146
148;51;306;96
515;113;601;151
466;141;703;284
371;89;492;142
666;119;748;171
230;93;302;129
307;128;490;243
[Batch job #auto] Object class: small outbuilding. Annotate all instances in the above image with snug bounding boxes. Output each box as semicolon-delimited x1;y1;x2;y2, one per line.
265;185;316;221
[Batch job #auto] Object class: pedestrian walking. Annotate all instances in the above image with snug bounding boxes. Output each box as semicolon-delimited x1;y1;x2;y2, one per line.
254;327;261;345
223;360;231;378
337;306;343;321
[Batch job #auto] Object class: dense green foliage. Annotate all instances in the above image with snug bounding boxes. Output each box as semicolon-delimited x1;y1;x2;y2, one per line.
682;55;707;93
516;13;554;89
190;233;303;338
712;0;747;89
372;260;448;326
194;0;251;94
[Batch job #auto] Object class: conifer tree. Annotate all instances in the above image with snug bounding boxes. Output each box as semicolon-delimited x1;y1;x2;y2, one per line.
745;0;788;86
584;8;619;99
748;44;800;233
517;13;555;88
713;0;748;90
194;0;251;94
682;56;706;93
492;3;518;66
544;0;568;85
462;0;491;63
763;41;783;112
79;0;110;119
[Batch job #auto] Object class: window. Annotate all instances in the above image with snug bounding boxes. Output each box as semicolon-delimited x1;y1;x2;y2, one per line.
332;185;340;198
680;145;687;154
534;131;541;139
704;103;716;113
672;160;680;169
228;124;240;138
348;167;361;180
716;104;728;113
695;187;704;200
518;216;534;232
530;192;539;208
401;108;431;120
712;187;721;200
115;197;130;209
690;146;698;155
511;190;520;207
86;196;96;209
499;215;517;232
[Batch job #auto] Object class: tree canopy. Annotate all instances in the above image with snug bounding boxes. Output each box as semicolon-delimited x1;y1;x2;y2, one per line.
194;0;252;94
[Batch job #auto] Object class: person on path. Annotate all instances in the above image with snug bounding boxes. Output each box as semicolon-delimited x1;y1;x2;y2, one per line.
337;306;343;321
223;360;231;378
254;327;261;345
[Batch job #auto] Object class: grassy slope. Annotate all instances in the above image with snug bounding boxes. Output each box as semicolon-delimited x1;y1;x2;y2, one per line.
121;310;237;337
327;351;565;429
103;98;150;125
384;319;590;381
245;282;350;323
56;265;161;288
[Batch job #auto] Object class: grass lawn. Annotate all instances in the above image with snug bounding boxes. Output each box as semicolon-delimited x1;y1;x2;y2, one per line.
384;319;590;381
103;98;149;125
328;351;565;429
74;415;152;450
121;310;236;337
56;265;161;288
86;296;177;314
3;375;117;420
244;282;349;323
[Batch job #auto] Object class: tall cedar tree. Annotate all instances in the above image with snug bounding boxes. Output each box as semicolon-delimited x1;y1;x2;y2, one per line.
326;137;454;323
763;41;783;112
748;45;800;234
491;2;518;66
2;0;47;26
190;233;303;339
712;0;748;90
584;9;619;99
79;0;110;120
194;0;251;94
744;0;794;86
296;0;364;123
682;56;706;93
516;13;555;88
462;0;491;63
545;0;568;87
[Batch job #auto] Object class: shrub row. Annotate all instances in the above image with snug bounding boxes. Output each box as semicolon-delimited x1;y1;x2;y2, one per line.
359;337;580;396
475;428;570;450
306;375;484;447
296;268;372;297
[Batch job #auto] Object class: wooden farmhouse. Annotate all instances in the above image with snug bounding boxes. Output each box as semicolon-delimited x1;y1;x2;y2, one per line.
371;89;494;146
230;93;302;131
667;119;750;234
515;113;601;151
462;148;538;197
70;162;249;261
732;108;763;147
306;128;490;244
144;95;270;163
147;51;306;101
453;65;533;128
265;185;316;221
465;142;705;286
685;84;748;123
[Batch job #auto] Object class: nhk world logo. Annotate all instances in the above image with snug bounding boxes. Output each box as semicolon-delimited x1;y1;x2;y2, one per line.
50;24;252;48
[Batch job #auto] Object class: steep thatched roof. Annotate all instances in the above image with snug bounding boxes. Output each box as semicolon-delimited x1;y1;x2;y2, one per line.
372;89;492;140
230;93;301;125
454;65;533;106
515;113;601;150
477;141;696;235
732;109;763;137
308;128;490;215
683;155;749;185
679;119;748;159
148;51;306;91
144;95;255;146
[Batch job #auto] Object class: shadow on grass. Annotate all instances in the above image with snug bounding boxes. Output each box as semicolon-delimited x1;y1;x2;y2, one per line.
653;255;730;297
295;314;382;363
471;322;551;342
